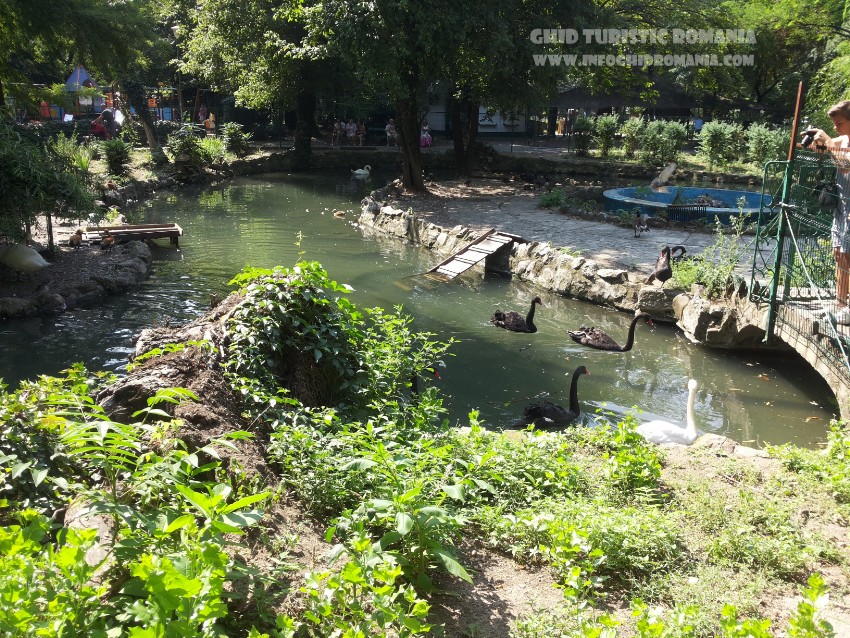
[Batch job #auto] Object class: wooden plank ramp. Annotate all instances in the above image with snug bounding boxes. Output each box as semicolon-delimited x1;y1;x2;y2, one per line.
428;228;517;280
82;223;184;246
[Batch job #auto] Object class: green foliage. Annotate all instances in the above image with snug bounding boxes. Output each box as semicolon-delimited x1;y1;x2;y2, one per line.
276;529;431;637
698;121;745;169
165;126;206;165
620;117;645;159
747;123;789;168
640;120;687;165
593;114;620;158
572;116;594;156
671;212;751;297
128;340;210;372
100;138;133;177
220;122;253;157
198;136;225;164
539;188;566;209
769;421;850;510
0;116;95;242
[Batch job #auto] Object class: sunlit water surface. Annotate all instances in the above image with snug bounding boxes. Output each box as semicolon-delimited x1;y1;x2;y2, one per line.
0;172;838;448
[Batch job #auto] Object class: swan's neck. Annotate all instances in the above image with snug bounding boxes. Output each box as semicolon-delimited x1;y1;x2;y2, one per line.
569;372;581;414
622;315;642;351
525;302;537;329
685;387;697;437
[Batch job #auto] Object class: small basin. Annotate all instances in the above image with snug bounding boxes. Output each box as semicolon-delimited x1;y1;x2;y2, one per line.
603;186;770;224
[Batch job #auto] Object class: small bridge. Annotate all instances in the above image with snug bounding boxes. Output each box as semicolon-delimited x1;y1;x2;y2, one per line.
751;151;850;417
428;229;523;279
83;223;184;247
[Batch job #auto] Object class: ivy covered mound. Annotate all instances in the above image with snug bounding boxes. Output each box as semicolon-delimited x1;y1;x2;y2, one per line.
2;262;849;638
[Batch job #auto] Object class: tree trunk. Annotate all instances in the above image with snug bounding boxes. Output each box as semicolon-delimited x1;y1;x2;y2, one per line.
547;107;558;137
396;99;424;192
292;83;315;170
0;79;6;114
122;79;158;150
451;96;480;178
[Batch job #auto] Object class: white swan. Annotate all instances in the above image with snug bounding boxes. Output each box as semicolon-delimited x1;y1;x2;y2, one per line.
351;165;371;178
635;379;699;445
0;244;51;273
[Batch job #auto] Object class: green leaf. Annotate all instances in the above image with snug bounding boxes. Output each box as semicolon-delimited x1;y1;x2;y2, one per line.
433;548;472;583
395;512;414;536
11;461;31;479
443;483;466;502
221;491;271;514
164;514;195;534
341;458;378;471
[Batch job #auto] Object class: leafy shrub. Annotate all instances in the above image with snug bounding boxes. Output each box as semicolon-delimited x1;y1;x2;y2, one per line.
165;125;206;165
619;116;645;158
640;120;687;165
572;115;594;156
671;212;750;297
747;123;789;168
593;114;619;157
698;120;745;168
100;138;132;176
198;136;225;164
538;188;566;209
220;122;253;157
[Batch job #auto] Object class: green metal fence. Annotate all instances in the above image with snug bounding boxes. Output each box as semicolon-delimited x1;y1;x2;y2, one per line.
750;149;850;371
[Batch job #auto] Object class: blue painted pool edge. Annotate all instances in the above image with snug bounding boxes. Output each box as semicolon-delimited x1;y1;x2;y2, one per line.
603;186;770;223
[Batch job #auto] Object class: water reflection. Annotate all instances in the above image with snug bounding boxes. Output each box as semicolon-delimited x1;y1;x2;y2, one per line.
0;171;839;448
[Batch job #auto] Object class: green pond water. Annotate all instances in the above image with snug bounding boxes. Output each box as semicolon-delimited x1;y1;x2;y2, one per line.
0;171;838;448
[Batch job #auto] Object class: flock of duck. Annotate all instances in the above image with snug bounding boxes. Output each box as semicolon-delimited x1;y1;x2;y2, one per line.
488;244;698;446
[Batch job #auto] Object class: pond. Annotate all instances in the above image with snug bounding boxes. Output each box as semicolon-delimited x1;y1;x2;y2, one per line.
603;186;769;222
0;171;838;448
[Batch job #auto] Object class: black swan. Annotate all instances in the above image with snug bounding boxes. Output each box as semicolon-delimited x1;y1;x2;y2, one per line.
491;296;542;333
636;379;699;445
520;366;590;428
568;312;654;352
411;364;442;396
645;246;679;284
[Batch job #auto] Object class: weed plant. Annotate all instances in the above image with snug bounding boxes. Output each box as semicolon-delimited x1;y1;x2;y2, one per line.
0;263;845;637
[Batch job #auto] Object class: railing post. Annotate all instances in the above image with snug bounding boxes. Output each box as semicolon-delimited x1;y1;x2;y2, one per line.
764;164;793;342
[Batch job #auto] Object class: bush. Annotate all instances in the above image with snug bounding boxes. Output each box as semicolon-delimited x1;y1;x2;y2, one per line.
640;120;687;165
539;188;566;209
747;123;789;168
619;117;645;158
220;122;253;157
698;120;745;169
572;116;594;156
593;114;619;157
100;139;132;176
198;136;225;164
165;126;205;165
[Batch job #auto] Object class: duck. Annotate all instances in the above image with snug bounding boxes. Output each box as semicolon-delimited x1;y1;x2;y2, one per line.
634;213;650;237
351;165;372;178
0;244;51;273
333;210;346;219
644;245;685;285
568;312;654;352
650;161;677;192
519;366;590;428
635;379;699;445
68;229;83;248
490;296;542;333
100;232;115;251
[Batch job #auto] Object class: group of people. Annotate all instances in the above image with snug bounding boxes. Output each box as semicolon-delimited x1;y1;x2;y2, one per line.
333;118;367;146
90;106;121;140
330;116;432;148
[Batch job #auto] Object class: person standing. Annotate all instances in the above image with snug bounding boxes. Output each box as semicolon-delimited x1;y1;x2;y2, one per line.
804;100;850;324
345;118;357;144
385;118;398;146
